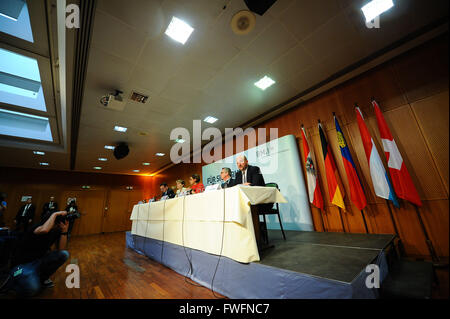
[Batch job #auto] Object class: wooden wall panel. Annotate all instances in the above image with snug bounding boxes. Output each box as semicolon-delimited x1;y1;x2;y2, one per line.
0;168;161;235
383;105;447;200
336;63;407;119
411;91;449;195
419;199;449;258
392;33;449;103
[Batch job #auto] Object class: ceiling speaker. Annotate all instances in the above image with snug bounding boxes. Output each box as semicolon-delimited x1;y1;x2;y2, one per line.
244;0;277;16
113;142;129;160
230;10;256;35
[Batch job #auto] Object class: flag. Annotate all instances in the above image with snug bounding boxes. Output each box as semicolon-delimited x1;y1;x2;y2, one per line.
334;115;367;210
372;100;422;206
355;107;399;207
301;125;324;209
318;121;346;210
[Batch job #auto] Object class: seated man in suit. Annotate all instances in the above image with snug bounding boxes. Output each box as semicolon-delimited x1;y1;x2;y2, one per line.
234;155;271;248
159;183;175;200
14;198;35;233
234;155;266;186
219;167;235;189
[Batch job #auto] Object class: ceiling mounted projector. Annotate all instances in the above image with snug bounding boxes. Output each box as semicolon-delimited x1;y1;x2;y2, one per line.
100;89;125;111
113;142;129;160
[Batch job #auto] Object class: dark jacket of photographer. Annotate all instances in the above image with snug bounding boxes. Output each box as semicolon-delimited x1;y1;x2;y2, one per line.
11;221;63;267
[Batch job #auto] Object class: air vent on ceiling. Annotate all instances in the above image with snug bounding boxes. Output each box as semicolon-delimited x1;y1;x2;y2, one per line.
130;91;149;104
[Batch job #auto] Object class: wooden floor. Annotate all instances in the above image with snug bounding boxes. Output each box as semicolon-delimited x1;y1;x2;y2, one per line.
35;232;225;299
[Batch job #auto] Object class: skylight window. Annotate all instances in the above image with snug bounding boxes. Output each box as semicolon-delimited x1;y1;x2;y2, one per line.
0;0;34;42
0;108;52;141
165;16;194;45
0;48;46;111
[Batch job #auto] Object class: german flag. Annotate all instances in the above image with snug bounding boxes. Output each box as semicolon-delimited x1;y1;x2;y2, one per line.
318;121;345;210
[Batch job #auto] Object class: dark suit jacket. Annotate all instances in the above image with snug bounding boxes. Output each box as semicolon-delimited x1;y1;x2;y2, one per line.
162;188;175;199
43;201;58;215
15;204;35;221
233;165;266;187
221;178;235;189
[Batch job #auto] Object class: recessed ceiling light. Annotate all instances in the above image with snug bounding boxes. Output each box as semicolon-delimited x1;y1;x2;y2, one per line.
114;125;127;132
98;158;107;161
254;76;275;90
361;0;394;22
133;170;140;173
175;138;185;143
142;162;150;166
93;166;102;170
165;16;194;45
104;145;115;150
155;153;165;157
39;162;49;166
33;151;45;155
204;116;218;124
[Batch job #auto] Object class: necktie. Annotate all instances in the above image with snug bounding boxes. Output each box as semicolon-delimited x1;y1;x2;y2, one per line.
22;204;30;216
243;171;246;184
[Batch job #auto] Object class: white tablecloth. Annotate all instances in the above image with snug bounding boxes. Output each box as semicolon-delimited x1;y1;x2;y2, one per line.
130;185;287;263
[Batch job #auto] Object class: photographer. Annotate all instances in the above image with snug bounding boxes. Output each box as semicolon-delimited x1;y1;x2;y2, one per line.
3;211;70;297
65;198;80;238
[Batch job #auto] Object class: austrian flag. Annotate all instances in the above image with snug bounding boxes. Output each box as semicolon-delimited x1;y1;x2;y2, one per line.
301;125;324;209
372;100;422;206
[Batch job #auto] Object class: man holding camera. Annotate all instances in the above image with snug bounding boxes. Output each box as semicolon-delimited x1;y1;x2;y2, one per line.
4;211;70;297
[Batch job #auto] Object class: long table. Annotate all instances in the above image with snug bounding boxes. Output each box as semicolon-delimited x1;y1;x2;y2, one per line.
130;185;287;263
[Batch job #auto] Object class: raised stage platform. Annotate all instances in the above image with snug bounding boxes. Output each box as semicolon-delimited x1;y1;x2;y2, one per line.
126;230;396;299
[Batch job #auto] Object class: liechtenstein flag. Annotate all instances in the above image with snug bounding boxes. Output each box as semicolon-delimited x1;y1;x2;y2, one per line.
334;115;367;210
355;107;399;207
372;100;422;206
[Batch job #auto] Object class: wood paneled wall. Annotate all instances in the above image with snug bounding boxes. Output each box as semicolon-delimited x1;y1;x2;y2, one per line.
0;168;161;235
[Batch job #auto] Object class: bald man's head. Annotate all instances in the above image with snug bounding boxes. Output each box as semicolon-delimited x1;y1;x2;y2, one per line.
236;155;248;171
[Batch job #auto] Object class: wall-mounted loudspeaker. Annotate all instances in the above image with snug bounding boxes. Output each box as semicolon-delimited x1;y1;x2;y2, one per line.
113;142;129;160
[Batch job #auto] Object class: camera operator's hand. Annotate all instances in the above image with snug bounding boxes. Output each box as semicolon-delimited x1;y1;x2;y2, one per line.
54;211;68;217
34;210;67;235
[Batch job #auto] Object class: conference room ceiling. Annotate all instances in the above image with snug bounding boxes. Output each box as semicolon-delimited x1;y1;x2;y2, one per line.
0;0;448;176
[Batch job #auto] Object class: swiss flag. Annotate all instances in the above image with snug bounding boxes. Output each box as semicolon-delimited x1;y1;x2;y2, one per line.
372;100;422;206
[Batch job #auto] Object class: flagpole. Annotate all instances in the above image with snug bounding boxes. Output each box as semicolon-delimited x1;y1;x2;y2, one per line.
319;208;327;232
337;207;346;233
385;199;400;236
412;204;445;266
360;209;369;233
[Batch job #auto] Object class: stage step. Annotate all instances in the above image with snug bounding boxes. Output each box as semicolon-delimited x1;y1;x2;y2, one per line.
380;259;433;299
